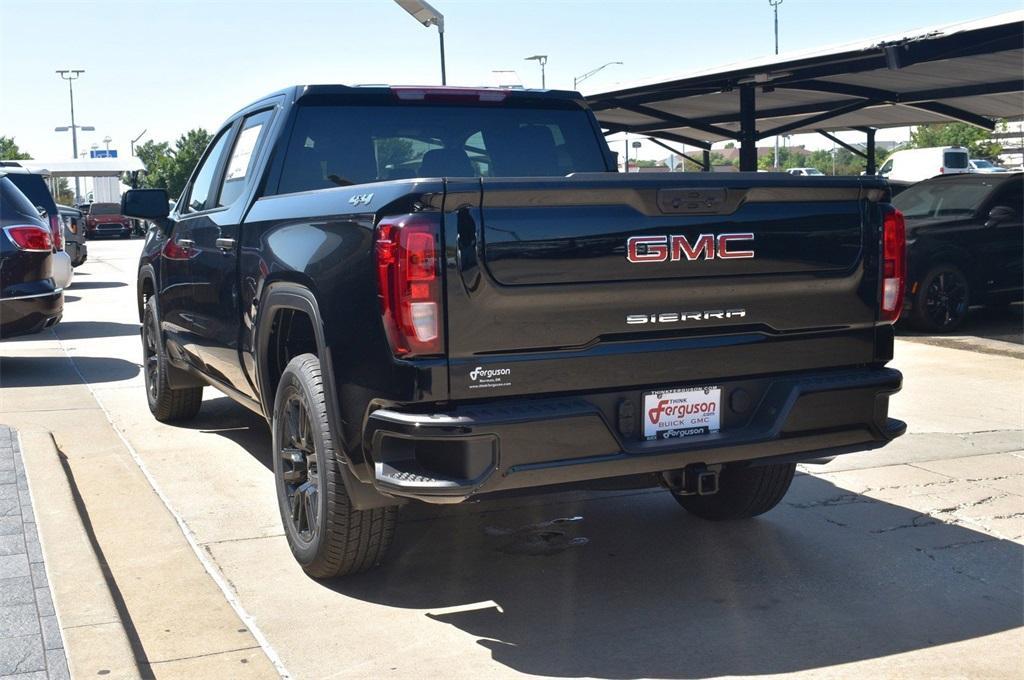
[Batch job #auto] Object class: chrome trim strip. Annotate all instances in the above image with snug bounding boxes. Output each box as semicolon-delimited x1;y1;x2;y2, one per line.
0;289;62;301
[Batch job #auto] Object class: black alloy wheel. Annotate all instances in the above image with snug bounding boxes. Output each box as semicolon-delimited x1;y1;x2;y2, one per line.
142;308;160;404
279;392;321;544
914;265;970;333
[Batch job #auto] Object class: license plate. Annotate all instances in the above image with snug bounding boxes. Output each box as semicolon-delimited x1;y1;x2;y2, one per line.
643;386;721;440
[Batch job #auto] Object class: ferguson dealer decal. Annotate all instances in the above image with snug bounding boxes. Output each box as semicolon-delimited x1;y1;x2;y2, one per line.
469;366;512;390
627;233;755;263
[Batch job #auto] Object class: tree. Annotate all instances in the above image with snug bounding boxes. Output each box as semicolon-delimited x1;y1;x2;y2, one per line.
129;129;213;199
909;122;1002;159
54;178;74;205
0;136;32;160
376;138;415;171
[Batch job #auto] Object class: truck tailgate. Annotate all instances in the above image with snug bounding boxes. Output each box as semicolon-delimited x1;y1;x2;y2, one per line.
443;173;886;400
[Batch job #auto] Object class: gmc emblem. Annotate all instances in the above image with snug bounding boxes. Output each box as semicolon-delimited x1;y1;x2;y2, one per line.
626;233;755;263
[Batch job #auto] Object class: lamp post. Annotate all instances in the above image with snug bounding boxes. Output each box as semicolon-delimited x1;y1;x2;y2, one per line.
574;61;623;90
130;129;147;157
524;55;547;88
394;0;446;85
769;0;783;168
55;69;93;202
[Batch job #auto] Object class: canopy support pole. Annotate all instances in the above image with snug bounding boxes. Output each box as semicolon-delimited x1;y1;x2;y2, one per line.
739;85;758;171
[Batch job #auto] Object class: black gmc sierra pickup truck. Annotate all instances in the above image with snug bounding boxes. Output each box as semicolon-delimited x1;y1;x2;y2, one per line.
124;85;906;578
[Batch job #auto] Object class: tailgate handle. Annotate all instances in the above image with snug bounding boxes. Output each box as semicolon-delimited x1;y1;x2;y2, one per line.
657;188;731;215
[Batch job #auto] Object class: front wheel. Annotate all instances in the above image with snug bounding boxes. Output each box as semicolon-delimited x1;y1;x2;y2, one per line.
672;462;796;520
273;353;396;579
910;264;970;333
142;297;203;422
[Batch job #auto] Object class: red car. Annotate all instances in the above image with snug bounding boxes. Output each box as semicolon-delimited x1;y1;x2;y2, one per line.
83;202;132;238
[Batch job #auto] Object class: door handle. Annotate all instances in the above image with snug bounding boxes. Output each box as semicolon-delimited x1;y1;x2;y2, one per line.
215;238;236;252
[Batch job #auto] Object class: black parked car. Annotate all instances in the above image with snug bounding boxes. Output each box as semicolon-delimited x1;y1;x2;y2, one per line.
0;176;63;338
893;172;1023;332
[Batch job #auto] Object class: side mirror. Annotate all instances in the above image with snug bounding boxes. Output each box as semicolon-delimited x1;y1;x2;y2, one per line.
985;205;1018;227
122;189;170;219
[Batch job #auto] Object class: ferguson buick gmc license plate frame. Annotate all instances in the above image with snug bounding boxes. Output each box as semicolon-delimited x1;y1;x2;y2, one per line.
643;385;721;440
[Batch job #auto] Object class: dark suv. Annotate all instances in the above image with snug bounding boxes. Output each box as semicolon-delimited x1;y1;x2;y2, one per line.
894;172;1023;332
0;176;63;338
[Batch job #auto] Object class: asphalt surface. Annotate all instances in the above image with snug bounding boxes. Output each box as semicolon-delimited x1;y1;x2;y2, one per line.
1;238;1021;679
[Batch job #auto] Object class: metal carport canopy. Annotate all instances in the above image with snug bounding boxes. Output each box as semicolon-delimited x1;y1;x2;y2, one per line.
587;11;1024;171
5;158;145;178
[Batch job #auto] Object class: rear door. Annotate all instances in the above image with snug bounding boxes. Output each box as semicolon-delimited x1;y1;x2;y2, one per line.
185;107;276;397
982;178;1024;294
444;174;882;399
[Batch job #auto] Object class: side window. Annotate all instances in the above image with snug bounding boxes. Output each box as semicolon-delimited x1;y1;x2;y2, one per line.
218;110;272;207
992;182;1023;213
186;129;232;213
878;159;893;175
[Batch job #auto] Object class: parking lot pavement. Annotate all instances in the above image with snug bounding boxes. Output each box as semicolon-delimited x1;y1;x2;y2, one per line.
1;238;1022;679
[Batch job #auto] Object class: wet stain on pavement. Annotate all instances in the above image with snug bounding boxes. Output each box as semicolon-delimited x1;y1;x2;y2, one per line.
484;516;589;556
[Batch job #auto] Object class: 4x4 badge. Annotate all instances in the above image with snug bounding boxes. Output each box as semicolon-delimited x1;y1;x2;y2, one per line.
348;193;374;207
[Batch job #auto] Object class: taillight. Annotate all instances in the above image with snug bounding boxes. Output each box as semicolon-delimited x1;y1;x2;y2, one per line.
391;87;507;103
161;238;193;260
880;207;906;323
4;225;54;252
49;215;63;250
375;214;443;356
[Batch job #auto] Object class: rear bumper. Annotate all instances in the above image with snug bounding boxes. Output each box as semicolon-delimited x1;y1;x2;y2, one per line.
0;290;63;339
86;224;130;237
364;366;904;504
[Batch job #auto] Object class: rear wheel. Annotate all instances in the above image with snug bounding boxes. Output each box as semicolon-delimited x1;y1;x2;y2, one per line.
911;264;970;333
672;462;796;520
142;297;203;422
273;353;396;578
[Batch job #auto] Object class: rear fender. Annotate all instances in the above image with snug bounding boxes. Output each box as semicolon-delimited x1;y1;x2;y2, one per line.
255;282;400;511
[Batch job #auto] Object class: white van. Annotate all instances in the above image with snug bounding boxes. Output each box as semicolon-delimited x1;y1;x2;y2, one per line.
876;146;970;182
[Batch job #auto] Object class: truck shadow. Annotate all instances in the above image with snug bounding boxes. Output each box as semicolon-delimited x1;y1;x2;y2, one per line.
327;474;1022;678
0;355;139;386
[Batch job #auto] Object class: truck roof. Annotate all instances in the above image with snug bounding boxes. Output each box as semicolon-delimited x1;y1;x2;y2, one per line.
237;84;582;114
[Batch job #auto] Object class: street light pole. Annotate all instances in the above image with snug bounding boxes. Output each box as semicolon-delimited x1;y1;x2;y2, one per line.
56;69;86;201
573;61;623;91
525;55;547;88
769;0;783;169
130;129;147;157
394;0;446;85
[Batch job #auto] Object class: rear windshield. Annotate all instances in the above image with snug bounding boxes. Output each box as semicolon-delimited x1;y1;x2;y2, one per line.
89;203;121;215
5;174;57;213
893;179;995;219
276;103;608;194
0;177;46;224
944;151;969;169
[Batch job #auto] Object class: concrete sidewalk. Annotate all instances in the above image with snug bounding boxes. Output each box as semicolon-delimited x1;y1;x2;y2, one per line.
0;426;69;679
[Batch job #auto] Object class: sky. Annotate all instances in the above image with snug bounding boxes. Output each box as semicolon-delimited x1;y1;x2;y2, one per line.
1;0;1021;163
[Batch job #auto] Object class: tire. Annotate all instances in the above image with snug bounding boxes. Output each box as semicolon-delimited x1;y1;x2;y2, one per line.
273;353;396;578
142;297;203;422
910;264;971;333
672;462;796;520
